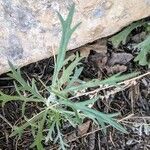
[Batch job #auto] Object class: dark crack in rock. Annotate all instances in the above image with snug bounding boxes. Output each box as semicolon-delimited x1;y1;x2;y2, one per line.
4;34;23;61
2;1;37;32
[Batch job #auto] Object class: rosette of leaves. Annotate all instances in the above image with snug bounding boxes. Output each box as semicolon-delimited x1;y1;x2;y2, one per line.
0;4;139;150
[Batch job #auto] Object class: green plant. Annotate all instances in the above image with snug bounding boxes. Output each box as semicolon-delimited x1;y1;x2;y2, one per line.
134;35;150;67
0;4;139;150
109;21;150;67
109;21;146;48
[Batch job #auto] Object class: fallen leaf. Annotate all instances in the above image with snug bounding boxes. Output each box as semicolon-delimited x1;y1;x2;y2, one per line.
77;120;91;136
105;65;127;74
65;120;91;142
89;39;107;54
107;52;133;66
79;39;107;58
79;46;91;58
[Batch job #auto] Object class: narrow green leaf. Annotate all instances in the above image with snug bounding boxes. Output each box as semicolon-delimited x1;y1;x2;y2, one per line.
30;110;48;150
58;53;83;87
75;96;99;106
52;4;81;87
66;67;83;89
109;21;147;48
64;72;139;92
134;34;150;67
10;110;46;137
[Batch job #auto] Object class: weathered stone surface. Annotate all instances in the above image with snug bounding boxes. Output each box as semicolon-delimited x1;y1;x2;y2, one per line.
0;0;150;74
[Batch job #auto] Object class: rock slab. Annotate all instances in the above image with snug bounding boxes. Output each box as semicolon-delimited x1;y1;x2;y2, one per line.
0;0;150;74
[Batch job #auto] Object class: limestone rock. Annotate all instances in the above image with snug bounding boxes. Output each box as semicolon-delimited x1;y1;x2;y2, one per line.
0;0;150;74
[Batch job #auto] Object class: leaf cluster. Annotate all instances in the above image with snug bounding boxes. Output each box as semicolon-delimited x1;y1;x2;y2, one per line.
109;20;150;67
0;4;139;150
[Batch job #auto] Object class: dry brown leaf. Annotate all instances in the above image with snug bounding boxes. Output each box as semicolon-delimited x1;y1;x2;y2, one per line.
89;39;107;54
65;120;91;142
79;46;91;58
105;65;127;74
79;39;107;58
108;52;133;66
78;120;91;136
